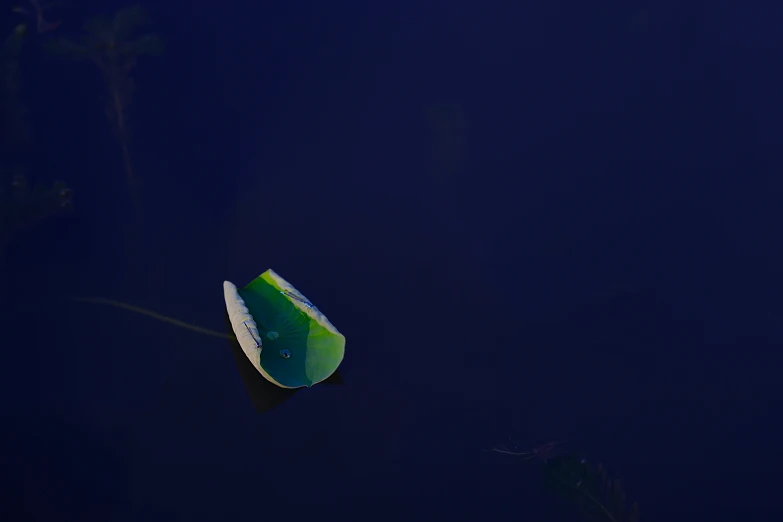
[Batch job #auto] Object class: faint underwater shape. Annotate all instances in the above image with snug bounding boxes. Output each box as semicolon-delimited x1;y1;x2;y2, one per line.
1;24;32;148
543;454;640;522
45;5;163;188
487;441;640;522
12;1;63;34
0;173;73;254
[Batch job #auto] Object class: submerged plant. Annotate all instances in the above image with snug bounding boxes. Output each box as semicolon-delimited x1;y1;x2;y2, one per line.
488;442;640;522
47;5;162;188
543;455;640;522
12;1;63;34
0;173;72;255
0;16;71;260
1;24;31;152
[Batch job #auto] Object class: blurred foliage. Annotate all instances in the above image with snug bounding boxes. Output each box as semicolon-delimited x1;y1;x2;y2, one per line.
12;1;63;34
0;22;72;259
0;24;31;151
0;172;72;255
46;5;163;187
46;5;163;69
543;455;640;522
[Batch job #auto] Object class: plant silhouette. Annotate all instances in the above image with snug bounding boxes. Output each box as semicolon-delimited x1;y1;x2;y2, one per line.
487;441;640;522
47;5;162;189
12;1;63;34
0;172;72;257
543;455;640;522
1;22;72;255
1;24;31;154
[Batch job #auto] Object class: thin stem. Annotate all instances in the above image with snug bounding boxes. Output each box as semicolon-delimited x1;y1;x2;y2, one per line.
111;87;134;186
484;447;535;458
585;492;616;522
71;297;235;341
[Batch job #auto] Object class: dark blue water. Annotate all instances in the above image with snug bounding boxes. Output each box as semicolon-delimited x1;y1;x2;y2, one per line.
2;2;782;521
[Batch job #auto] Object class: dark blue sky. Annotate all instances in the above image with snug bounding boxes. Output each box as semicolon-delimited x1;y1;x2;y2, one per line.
1;1;782;521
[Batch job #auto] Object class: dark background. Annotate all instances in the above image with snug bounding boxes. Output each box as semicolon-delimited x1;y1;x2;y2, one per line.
1;1;782;521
